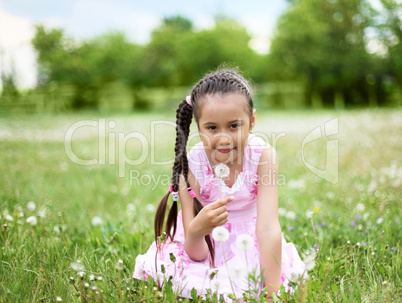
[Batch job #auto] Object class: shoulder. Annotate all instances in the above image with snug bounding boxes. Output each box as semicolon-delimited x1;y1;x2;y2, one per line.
247;134;277;164
258;143;278;173
187;141;205;162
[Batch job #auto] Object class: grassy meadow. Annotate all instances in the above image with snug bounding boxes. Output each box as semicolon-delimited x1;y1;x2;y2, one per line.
0;109;401;302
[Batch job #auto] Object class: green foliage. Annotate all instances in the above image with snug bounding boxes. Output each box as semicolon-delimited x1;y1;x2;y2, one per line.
6;4;401;112
268;0;378;107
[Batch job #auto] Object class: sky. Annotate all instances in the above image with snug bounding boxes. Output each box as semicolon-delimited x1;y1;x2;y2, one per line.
0;0;289;89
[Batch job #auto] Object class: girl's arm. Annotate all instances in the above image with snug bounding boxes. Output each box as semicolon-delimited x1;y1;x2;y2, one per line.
179;170;233;261
178;171;209;261
256;145;282;298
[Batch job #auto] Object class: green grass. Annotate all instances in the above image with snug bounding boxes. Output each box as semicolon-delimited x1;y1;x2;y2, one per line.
0;109;401;302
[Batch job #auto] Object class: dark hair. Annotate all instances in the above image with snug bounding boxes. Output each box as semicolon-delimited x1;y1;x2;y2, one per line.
154;69;253;266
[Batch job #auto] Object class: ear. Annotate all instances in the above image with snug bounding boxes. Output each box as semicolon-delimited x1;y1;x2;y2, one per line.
250;109;256;130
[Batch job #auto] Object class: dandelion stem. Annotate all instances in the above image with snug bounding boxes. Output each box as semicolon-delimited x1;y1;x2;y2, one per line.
245;251;251;291
316;270;329;303
309;216;318;252
219;177;222;199
221;242;236;300
118;269;123;303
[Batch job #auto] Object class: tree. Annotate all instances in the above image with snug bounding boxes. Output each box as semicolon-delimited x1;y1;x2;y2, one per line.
268;0;376;107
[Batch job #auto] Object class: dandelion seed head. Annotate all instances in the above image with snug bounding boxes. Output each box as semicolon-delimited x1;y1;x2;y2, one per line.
212;226;229;242
278;208;287;216
27;201;36;212
26;216;37;226
230;265;247;279
214;163;230;178
235;234;254;251
91;216;103;226
356;203;365;212
71;261;85;272
286;211;296;220
146;204;156;212
288;271;301;283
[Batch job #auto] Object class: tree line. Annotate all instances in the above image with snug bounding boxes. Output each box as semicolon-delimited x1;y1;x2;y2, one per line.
1;0;401;110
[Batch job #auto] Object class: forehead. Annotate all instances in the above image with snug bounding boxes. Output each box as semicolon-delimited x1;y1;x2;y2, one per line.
198;93;250;122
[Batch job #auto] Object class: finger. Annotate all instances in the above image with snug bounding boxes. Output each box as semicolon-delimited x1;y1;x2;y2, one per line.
215;216;229;226
211;196;234;209
214;211;229;225
213;205;227;216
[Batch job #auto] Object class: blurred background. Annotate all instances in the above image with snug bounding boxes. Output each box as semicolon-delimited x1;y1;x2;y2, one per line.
0;0;401;112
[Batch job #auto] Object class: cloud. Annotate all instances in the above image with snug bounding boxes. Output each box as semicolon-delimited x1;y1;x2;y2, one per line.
0;4;37;88
64;0;161;44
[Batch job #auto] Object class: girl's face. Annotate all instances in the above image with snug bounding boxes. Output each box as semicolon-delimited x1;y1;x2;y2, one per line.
197;93;255;167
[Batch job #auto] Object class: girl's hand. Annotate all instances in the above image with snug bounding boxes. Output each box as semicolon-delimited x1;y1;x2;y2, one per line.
189;196;234;237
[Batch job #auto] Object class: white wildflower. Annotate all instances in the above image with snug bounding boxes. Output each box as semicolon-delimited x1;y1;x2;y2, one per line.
229;265;247;280
27;201;36;212
38;209;47;218
146;204;156;212
26;216;37;226
306;210;314;219
363;212;370;221
90;274;95;281
235;234;254;251
356;203;365;212
367;181;377;193
212;226;229;242
286;211;296;220
5;215;13;222
278;208;287;216
214;163;230;178
288;270;302;283
18;212;24;217
302;249;316;271
377;217;384;224
115;259;123;270
55;297;62;302
127;203;136;213
71;261;85;272
287;179;305;189
91;216;103;226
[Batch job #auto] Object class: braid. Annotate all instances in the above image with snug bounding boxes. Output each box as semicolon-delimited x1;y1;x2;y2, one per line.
154;99;193;244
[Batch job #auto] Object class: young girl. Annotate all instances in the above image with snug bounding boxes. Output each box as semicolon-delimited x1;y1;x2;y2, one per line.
133;69;305;300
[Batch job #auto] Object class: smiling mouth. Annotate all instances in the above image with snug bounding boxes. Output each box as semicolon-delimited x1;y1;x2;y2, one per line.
217;148;235;153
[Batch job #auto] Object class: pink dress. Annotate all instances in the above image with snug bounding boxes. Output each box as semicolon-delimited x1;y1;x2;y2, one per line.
133;134;305;299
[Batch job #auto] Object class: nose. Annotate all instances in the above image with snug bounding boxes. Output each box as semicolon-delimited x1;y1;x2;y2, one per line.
216;132;231;146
